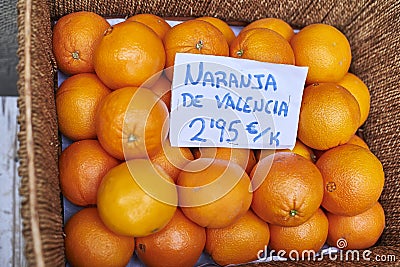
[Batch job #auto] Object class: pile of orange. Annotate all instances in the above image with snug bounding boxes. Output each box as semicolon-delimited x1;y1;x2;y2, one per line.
54;11;385;267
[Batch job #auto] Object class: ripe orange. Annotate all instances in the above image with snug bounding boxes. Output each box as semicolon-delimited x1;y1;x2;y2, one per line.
196;16;236;45
163;20;229;80
52;11;110;75
253;149;275;162
290;23;352;84
97;160;178;237
126;13;171;39
257;139;315;162
135;209;206;267
316;144;385;216
268;208;328;255
150;138;194;183
59;140;120;206
93;20;165;89
279;139;315;161
56;73;111;141
205;210;270;266
241;17;295;41
95;86;169;160
297;83;361;150
326;202;385;250
145;71;172;111
251;152;324;227
177;158;252;228
313;134;369;160
337;72;371;126
230;28;295;65
64;207;135;267
192;147;257;174
346;134;369;149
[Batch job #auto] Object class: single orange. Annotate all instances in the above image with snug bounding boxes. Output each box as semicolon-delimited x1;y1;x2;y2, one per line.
253;149;275;162
290;23;352;84
126;13;171;39
205;210;270;266
257;139;315;162
316;144;385;216
59;139;120;206
177;158;252;228
95;86;169;160
337;72;371;126
241;17;295;41
93;20;165;89
56;73;111;141
144;71;172;111
52;11;110;75
97;160;178;237
346;134;369;149
268;208;328;255
297;83;361;150
251;152;324;227
196;16;236;45
279;139;315;161
230;28;295;65
192;147;257;174
64;207;135;267
326;202;385;250
135;209;206;267
150;137;194;183
163;20;229;80
313;134;369;160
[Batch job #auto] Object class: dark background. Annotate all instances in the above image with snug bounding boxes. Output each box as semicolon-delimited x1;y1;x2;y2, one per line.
0;0;18;96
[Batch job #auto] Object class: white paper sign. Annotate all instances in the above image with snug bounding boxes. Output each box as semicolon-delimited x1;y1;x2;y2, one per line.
169;53;308;149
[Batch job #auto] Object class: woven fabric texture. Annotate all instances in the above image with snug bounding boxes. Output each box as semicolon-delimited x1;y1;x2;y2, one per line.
18;0;399;266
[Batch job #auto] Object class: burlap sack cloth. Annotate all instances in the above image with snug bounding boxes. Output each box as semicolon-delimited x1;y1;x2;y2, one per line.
17;0;399;266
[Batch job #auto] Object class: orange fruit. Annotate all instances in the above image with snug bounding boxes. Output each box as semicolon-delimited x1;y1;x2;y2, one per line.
95;86;169;160
192;147;257;174
163;20;229;80
251;152;324;227
278;139;315;161
313;134;369;160
230;28;295;65
135;209;206;267
52;11;110;75
56;73;111;141
346;134;369;149
150;138;194;183
257;139;315;162
268;208;328;255
205;210;270;266
97;160;178;237
126;13;171;39
64;207;135;267
326;202;385;250
297;83;361;150
290;23;352;84
241;17;295;41
93;20;165;89
253;149;275;162
177;158;252;228
145;71;172;110
196;16;236;45
337;72;371;126
59;140;120;206
316;144;384;216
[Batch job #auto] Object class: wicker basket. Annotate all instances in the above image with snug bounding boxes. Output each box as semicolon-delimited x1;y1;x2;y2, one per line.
17;0;399;266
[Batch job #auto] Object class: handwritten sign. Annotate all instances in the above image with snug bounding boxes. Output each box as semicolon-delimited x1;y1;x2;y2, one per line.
169;53;308;149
